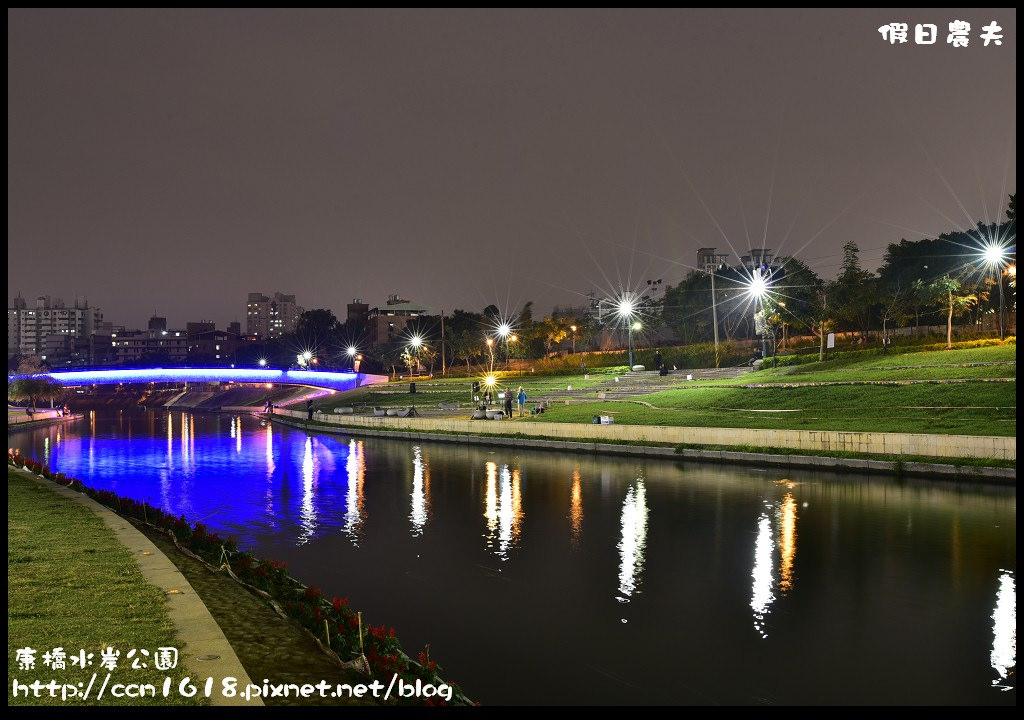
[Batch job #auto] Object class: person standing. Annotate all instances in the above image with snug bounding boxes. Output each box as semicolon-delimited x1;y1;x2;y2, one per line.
654;350;663;372
503;388;514;419
517;386;527;417
306;398;314;420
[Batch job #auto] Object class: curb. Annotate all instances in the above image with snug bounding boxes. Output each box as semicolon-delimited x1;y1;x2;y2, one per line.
19;468;263;706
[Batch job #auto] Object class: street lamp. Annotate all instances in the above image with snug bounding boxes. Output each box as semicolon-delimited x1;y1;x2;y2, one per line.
570;325;577;354
628;321;642;369
747;268;770;361
485;336;495;372
982;243;1008;340
258;358;267;367
615;295;639;370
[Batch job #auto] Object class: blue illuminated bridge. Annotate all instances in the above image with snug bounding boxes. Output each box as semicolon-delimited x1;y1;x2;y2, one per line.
13;367;388;393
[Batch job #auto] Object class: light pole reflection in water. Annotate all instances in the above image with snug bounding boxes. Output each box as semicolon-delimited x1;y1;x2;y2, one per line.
264;423;275;517
750;510;775;638
778;493;798;593
569;468;583;549
617;478;649;609
482;461;523;560
298;436;317;545
342;439;366;545
410;446;430;537
990;570;1016;690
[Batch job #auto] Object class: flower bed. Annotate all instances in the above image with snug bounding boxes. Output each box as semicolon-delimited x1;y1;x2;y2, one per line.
8;449;471;706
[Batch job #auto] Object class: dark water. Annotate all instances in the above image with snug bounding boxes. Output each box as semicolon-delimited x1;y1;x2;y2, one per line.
10;409;1016;705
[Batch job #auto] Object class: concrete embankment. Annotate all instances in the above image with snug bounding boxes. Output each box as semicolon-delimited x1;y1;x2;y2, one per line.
269;411;1015;484
7;409;84;431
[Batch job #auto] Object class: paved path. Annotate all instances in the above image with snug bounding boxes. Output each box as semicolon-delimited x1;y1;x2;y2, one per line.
22;469;263;706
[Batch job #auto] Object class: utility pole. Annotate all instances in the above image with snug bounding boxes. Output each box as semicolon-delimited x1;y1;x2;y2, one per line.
440;310;446;375
709;269;720;368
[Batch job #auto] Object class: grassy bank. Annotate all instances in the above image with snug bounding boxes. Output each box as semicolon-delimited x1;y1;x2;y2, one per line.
7;468;202;706
529;382;1016;435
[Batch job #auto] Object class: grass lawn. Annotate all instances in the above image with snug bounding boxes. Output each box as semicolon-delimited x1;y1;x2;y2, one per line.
303;345;1016;435
529;382;1016;435
306;368;623;410
747;345;1016;384
8;469;203;706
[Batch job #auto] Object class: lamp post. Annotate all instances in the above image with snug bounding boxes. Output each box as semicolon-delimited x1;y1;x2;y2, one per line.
628;321;641;369
983;244;1007;340
408;335;423;376
747;268;770;361
497;323;512;370
614;294;639;371
570;325;577;354
704;265;722;368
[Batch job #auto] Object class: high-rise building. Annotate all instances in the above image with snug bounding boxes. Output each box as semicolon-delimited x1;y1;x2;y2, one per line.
8;293;26;358
9;294;103;358
246;292;304;338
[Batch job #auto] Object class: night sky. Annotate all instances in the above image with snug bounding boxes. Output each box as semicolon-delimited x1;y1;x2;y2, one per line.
8;9;1016;329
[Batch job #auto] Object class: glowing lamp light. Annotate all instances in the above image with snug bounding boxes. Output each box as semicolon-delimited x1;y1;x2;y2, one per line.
484;374;497;387
615;297;636;319
632;321;642;331
509;335;518;343
486;337;494;347
409;336;423;349
497;323;512;338
347;346;357;357
302;351;313;361
258;358;267;367
748;272;768;299
983;244;1007;266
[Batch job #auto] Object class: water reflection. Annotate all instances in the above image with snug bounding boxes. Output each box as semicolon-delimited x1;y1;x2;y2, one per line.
484;461;498;547
343;439;366;545
299;437;317;544
569;468;583;548
750;509;775;638
264;423;275;518
483;462;523;560
410;446;429;536
991;570;1016;690
617;478;648;604
8;410;1016;706
778;493;798;593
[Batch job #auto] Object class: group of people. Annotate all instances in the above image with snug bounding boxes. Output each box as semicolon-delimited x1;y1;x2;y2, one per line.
480;386;528;418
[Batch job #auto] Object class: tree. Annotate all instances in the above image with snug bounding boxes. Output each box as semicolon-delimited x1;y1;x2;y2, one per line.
790;280;838;361
541;312;569;354
833;241;877;336
8;357;62;410
880;283;909;337
447;328;478;375
293;309;343;364
930;275;978;349
373;344;404;380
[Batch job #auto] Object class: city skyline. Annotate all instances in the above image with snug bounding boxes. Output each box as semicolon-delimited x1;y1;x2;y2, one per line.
8;9;1016;329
